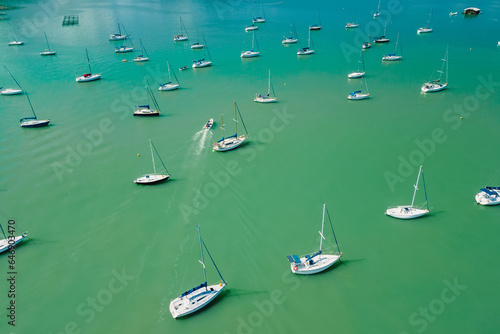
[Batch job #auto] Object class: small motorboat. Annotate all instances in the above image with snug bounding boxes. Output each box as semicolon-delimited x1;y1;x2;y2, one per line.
449;12;457;16
179;66;189;71
204;118;214;130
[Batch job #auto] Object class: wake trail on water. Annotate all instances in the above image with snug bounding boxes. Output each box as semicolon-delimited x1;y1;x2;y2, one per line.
183;129;212;168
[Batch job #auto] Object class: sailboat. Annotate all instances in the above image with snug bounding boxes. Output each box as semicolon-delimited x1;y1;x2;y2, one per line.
347;78;369;100
245;23;258;32
348;51;366;78
133;139;170;184
287;203;342;275
253;2;266;23
475;187;500;206
159;60;180;91
0;224;27;254
417;9;433;34
362;35;372;49
309;10;322;30
8;31;24;45
386;165;430;219
282;19;299;44
421;47;448;93
374;20;390;43
255;70;276;103
191;29;204;49
373;0;381;18
115;26;134;53
192;35;212;68
346;10;359;28
40;32;56;56
174;17;189;41
169;225;227;318
133;79;161;116
109;23;127;41
297;29;314;55
20;93;50;128
241;30;260;58
1;66;23;95
76;49;102;82
133;39;149;62
382;32;402;60
213;102;248;152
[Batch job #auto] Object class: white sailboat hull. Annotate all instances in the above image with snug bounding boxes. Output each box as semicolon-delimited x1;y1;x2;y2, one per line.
213;135;247;152
174;35;189;41
348;71;365;78
159;83;180;91
347;93;369;100
20;119;50;127
309;25;321;30
133;109;159;116
346;23;359;28
241;51;260;58
475;190;500;206
385;206;429;219
282;38;298;44
417;28;433;34
133;56;149;62
1;88;23;95
254;95;276;103
170;283;226;318
115;46;135;53
8;41;24;46
134;174;170;184
253;18;265;23
374;37;390;43
40;50;56;56
0;234;27;254
421;82;447;93
382;55;403;61
297;48;314;55
193;60;212;68
245;26;258;32
76;74;102;82
373;12;381;18
291;254;341;275
191;43;204;49
109;35;127;41
362;42;371;49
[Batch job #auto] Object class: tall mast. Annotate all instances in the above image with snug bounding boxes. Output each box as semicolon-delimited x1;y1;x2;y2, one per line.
149;139;157;175
411;165;423;207
85;49;92;74
394;32;399;54
317;9;321;25
221;114;225;139
234;102;238;135
167;60;172;83
377;0;381;12
118;23;122;36
25;93;37;119
267;70;271;95
308;29;311;48
262;2;266;19
44;32;50;50
196;225;207;287
252;30;255;50
319;203;326;251
445;46;449;84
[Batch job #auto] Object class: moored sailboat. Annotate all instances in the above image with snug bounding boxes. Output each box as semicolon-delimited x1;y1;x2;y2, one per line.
109;23;127;41
133;139;170;184
309;10;322;30
374;20;390;43
0;224;27;254
159;60;180;91
297;29;314;55
133;39;149;62
255;70;276;103
382;31;402;61
76;49;102;82
1;66;23;95
213;102;248;152
174;17;189;41
417;9;433;34
20;93;50;128
170;225;227;318
475;187;500;206
40;32;56;56
253;2;266;23
193;35;212;68
282;19;299;44
347;78;370;100
421;46;448;93
386;165;430;219
241;30;260;58
348;51;366;78
287;203;342;275
134;79;161;116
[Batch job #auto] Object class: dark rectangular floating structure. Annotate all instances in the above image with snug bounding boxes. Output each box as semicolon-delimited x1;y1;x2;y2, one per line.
62;15;79;26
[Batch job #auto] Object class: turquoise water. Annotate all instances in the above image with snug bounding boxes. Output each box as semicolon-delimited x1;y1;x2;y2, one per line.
1;0;500;333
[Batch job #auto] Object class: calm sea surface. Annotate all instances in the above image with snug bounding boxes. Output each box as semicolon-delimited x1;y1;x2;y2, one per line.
1;0;499;333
